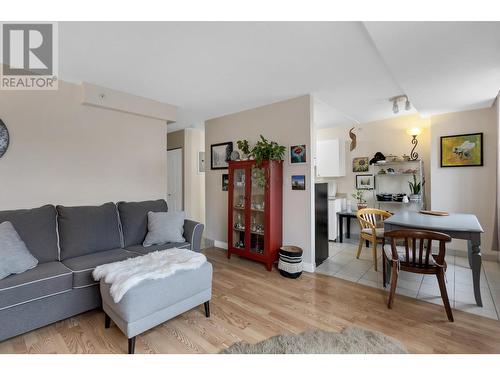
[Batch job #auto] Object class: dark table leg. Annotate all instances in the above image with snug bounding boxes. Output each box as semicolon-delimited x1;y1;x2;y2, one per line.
468;238;483;307
346;217;351;239
338;215;343;243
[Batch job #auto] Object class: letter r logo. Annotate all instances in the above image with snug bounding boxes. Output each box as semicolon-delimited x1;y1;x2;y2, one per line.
2;23;53;75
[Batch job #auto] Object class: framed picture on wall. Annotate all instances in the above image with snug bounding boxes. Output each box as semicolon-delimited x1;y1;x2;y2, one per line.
356;174;375;190
291;175;306;190
198;151;205;174
440;132;483;167
211;142;233;170
352;157;369;172
290;145;306;164
222;174;229;191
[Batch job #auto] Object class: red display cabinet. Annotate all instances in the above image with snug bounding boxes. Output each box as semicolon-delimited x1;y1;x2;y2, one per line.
227;160;283;271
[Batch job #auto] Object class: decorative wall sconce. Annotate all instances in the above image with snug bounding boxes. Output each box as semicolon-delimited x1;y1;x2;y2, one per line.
406;128;421;161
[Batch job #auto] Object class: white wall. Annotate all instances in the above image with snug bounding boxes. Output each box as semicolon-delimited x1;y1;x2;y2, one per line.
184;128;206;224
0;80;169;209
430;107;497;256
496;94;500;260
205;96;315;269
316;114;431;209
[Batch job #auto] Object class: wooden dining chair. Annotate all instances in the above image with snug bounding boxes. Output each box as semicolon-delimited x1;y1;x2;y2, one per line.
356;208;392;271
383;229;453;322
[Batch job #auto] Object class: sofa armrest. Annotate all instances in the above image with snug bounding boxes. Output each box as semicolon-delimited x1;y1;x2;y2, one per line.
184;219;204;252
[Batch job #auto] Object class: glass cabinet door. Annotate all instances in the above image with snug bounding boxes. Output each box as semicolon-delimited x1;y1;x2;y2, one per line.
249;166;266;255
231;167;247;250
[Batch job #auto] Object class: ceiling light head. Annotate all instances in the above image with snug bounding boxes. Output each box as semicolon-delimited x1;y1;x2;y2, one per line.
405;98;411;111
392;100;399;114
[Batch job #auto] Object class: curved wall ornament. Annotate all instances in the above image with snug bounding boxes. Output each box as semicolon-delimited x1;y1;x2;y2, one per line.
0;119;9;158
349;127;357;151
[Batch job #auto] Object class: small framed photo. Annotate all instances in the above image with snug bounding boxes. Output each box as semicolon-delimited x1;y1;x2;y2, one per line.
440;132;483;167
290;145;306;164
353;157;369;172
198;151;205;174
356;174;375;190
222;174;229;191
211;142;233;170
291;175;306;190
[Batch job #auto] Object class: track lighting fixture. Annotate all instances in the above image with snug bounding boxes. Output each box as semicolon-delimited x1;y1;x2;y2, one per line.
389;95;411;114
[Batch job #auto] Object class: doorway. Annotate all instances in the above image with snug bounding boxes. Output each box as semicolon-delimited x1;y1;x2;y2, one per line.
167;148;183;211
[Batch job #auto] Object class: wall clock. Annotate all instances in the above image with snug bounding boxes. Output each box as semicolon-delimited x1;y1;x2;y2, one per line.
0;119;9;158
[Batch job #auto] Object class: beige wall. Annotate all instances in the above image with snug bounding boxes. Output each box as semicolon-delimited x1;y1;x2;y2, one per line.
0;80;168;209
205;96;315;268
184;128;205;224
430;107;497;256
316;114;432;208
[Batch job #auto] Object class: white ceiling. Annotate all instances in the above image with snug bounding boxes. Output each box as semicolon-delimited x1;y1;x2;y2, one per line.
58;22;500;130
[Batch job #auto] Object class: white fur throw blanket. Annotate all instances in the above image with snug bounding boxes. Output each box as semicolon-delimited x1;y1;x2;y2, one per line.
93;248;207;303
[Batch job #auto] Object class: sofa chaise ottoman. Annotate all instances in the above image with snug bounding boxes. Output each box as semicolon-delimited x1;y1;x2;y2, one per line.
0;199;205;342
100;261;213;354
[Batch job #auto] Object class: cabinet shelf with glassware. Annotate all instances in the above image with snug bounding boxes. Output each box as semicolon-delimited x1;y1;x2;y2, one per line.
372;159;425;211
227;159;283;271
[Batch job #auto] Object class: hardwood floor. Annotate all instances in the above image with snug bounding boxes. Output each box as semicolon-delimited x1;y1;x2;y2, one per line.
2;247;500;354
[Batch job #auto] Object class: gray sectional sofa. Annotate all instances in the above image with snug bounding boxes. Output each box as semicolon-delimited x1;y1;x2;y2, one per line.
0;199;204;342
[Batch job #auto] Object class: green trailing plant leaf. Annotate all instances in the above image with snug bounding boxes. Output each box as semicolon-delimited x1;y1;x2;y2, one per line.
236;139;250;156
252;167;266;189
408;174;421;195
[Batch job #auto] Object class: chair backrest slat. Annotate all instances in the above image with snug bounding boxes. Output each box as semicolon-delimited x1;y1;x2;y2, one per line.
412;238;417;265
418;238;424;264
425;239;432;266
356;208;392;231
385;229;451;270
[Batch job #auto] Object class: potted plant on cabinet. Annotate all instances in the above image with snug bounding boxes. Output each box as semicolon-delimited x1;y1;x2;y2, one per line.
236;135;286;188
408;174;422;201
352;189;368;210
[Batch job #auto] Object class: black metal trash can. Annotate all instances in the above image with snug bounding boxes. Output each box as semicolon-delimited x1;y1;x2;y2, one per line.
278;246;303;279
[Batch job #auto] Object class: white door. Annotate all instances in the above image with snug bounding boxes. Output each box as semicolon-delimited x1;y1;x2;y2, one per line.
167;149;183;212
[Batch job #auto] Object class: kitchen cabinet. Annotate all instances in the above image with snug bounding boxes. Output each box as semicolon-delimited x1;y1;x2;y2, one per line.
316;139;346;177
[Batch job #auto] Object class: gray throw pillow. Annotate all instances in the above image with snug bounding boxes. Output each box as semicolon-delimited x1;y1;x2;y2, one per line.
143;211;186;247
0;221;38;280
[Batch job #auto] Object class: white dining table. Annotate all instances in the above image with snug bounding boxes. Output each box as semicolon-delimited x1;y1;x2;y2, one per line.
384;211;484;306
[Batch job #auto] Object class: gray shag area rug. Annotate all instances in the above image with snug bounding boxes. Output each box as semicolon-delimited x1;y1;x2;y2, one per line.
221;326;408;354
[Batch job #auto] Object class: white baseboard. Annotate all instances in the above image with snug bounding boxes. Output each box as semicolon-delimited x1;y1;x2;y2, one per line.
302;262;315;273
214;240;228;249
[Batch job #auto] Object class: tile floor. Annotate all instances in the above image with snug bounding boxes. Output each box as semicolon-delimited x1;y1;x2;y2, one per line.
316;241;500;320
